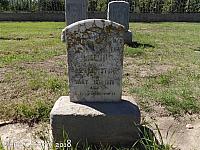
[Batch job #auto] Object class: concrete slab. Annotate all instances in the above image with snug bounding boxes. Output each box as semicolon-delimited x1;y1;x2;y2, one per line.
50;96;141;147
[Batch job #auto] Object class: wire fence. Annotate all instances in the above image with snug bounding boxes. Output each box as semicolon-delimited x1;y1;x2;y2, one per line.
0;0;200;13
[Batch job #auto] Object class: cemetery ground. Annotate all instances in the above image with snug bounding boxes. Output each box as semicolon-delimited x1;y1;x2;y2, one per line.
0;22;200;149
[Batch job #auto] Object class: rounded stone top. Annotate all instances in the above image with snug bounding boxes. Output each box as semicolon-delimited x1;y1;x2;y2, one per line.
109;1;129;5
63;19;124;33
62;19;125;42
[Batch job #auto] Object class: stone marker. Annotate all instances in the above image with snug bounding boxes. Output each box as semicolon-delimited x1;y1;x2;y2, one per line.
66;19;124;102
51;19;140;147
51;96;140;146
107;1;133;45
65;0;88;25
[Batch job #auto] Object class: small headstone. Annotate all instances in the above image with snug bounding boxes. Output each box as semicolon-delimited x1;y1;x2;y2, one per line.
107;1;129;30
107;1;133;45
65;0;88;25
62;19;124;102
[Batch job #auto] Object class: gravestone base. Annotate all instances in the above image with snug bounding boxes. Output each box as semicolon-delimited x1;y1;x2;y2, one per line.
50;96;141;147
124;30;133;45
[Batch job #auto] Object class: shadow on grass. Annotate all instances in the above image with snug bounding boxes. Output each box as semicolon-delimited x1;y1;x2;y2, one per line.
0;37;28;41
194;47;200;52
127;41;155;49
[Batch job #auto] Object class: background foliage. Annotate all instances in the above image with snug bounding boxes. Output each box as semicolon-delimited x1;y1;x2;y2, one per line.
0;0;200;13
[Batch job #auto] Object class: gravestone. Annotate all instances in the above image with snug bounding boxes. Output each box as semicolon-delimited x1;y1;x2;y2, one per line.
107;1;133;45
51;19;140;147
65;0;88;25
67;20;124;102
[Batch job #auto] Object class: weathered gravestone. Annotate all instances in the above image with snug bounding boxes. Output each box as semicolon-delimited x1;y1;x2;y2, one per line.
107;1;133;45
51;19;140;147
67;21;124;102
65;0;88;25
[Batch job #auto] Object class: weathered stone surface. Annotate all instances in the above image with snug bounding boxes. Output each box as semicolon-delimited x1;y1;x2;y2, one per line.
107;1;133;45
65;0;88;25
62;19;125;102
50;96;141;146
107;1;130;30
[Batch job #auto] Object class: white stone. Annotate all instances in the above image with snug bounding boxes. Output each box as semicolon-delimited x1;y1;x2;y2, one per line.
62;19;125;102
65;0;88;25
186;124;194;129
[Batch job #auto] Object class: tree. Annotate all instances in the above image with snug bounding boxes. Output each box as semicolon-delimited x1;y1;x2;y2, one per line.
163;0;188;13
185;0;200;12
0;0;9;11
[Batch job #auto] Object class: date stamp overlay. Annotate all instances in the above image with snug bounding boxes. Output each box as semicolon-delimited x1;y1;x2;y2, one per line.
4;139;72;149
55;140;72;149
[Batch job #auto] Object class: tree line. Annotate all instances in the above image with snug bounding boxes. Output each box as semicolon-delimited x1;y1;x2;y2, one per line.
0;0;200;13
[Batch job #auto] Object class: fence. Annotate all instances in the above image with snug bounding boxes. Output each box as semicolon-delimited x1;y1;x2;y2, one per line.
1;12;200;22
1;0;200;13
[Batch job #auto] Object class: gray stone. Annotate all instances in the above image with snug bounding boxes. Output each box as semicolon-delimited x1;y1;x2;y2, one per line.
62;19;125;102
107;1;133;45
107;1;129;30
65;0;88;25
124;30;133;45
50;96;141;146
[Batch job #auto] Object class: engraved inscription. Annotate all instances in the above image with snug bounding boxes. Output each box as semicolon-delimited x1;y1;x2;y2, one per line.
63;19;124;102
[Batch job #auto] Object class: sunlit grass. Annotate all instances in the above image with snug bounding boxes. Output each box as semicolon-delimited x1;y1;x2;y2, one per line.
0;22;200;122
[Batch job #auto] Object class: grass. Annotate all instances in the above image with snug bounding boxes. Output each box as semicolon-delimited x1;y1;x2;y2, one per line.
0;22;68;123
125;22;200;116
0;137;3;150
0;22;200;123
0;22;65;67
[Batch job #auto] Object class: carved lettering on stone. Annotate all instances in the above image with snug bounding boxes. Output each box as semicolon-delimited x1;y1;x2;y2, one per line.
62;19;125;102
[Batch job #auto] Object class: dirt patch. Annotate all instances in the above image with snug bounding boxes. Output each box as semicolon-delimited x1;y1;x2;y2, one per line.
0;122;51;150
0;68;12;82
145;115;200;150
138;64;174;78
122;57;138;96
18;55;67;76
0;55;68;121
123;57;175;79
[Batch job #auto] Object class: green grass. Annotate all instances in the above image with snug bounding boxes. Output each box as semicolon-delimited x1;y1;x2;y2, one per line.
0;22;68;122
126;22;200;116
0;22;65;67
0;22;200;122
0;137;3;150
